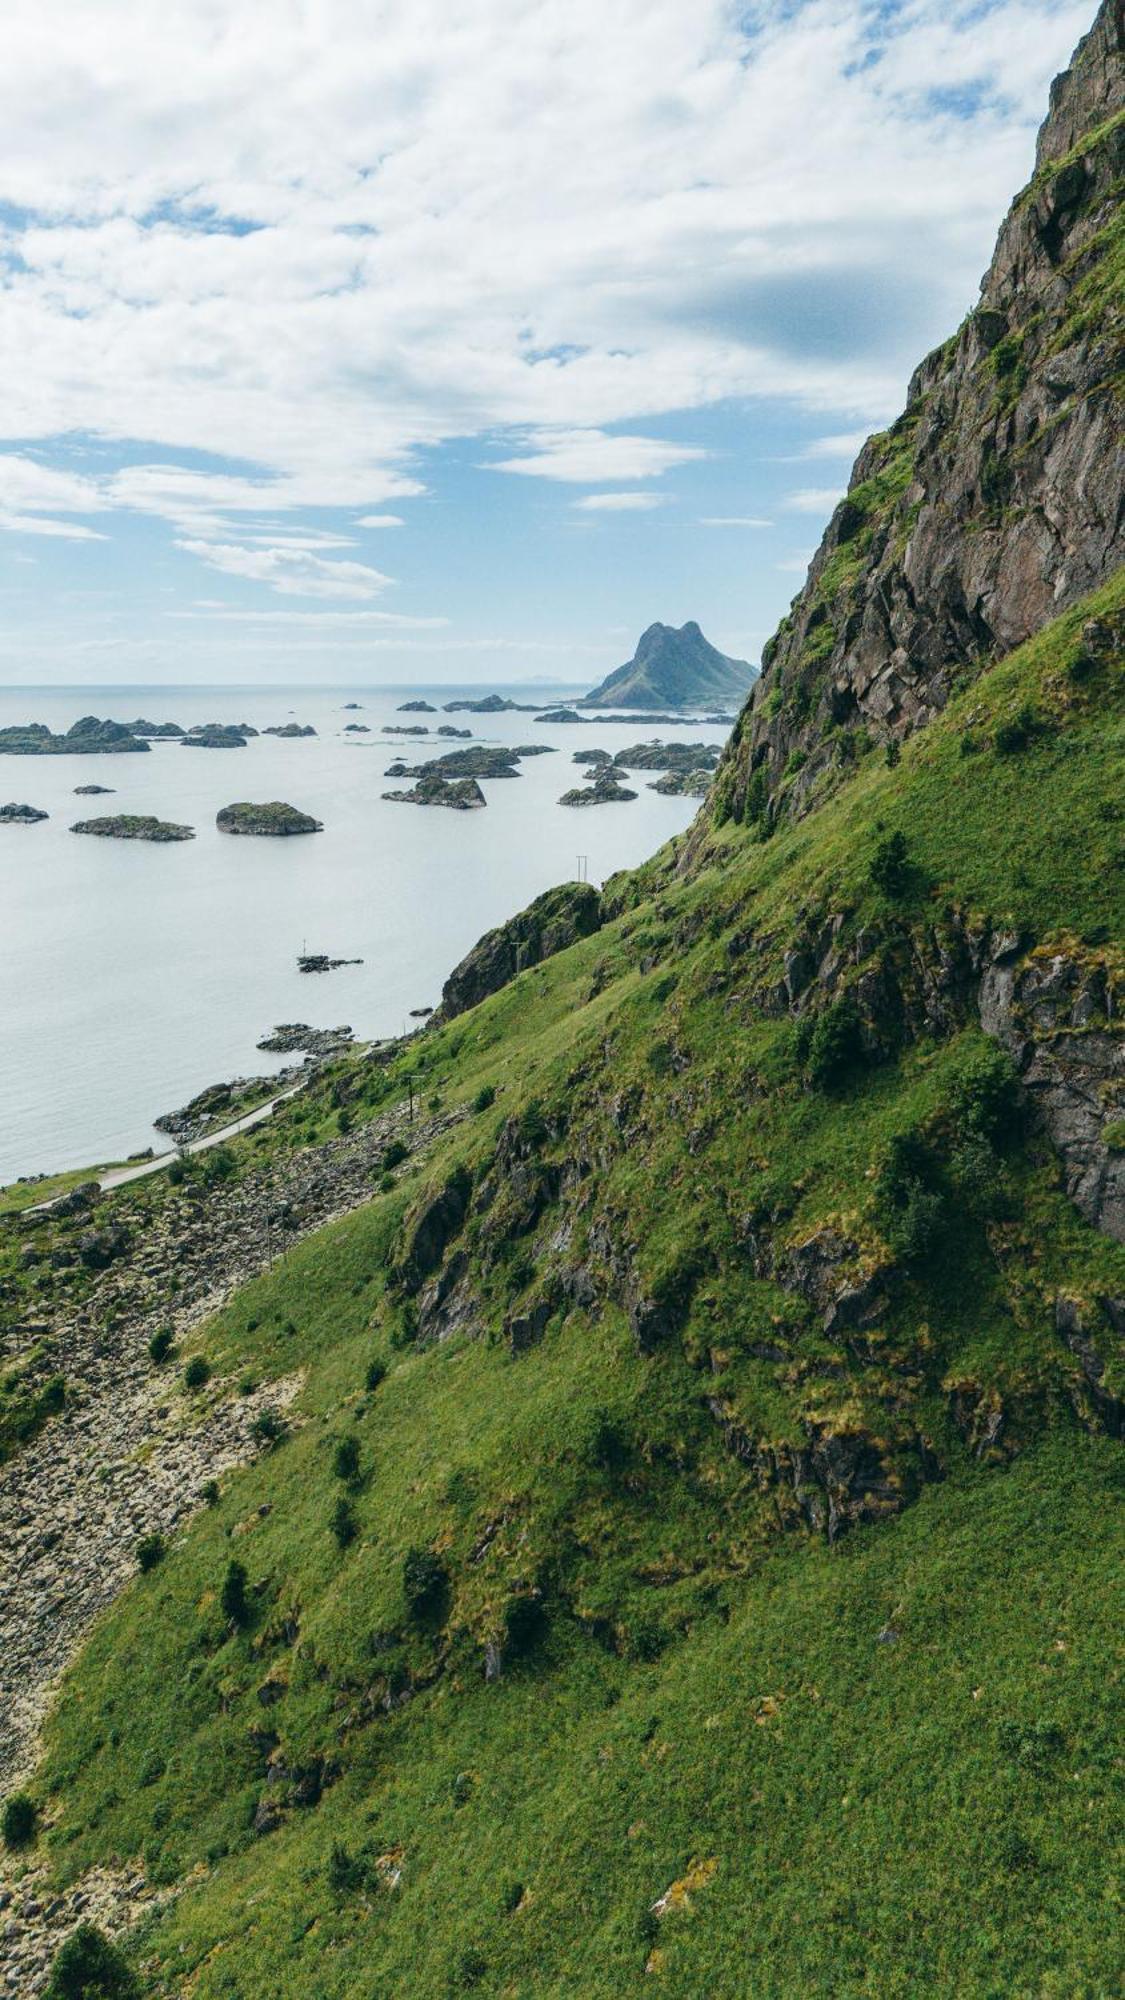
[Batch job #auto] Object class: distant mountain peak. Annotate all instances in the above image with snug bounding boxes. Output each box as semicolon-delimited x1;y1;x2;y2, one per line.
583;620;756;711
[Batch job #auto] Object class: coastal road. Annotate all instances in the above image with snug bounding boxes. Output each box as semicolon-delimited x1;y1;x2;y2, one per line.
31;1080;308;1210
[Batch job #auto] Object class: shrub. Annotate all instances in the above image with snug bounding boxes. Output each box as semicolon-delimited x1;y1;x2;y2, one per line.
868;830;911;897
472;1084;496;1113
806;998;867;1090
135;1532;166;1574
327;1840;364;1896
453;1950;488;1989
884;739;900;768
403;1546;448;1620
875;1131;946;1263
337;1108;352;1136
251;1408;285;1447
3;1791;37;1848
332;1435;361;1483
364;1359;387;1393
588;1410;629;1474
46;1924;139;2000
167;1158;185;1186
200;1479;220;1507
383;1139;409;1171
1105;1120;1125;1153
330;1497;358;1549
995;704;1039;755
220;1558;249;1627
148;1327;174;1365
500;1877;525;1916
951;1134;1010;1220
504;1592;547;1660
40;1375;66;1415
949;1045;1021;1144
183;1355;210;1391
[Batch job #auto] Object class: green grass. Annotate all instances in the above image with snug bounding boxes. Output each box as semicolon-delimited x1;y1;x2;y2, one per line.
11;576;1125;1997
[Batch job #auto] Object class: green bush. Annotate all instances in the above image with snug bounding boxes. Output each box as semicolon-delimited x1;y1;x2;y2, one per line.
183;1355;210;1391
364;1359;387;1393
327;1840;365;1896
3;1790;37;1848
874;1131;947;1263
331;1497;358;1549
382;1139;409;1171
869;830;911;897
332;1435;361;1483
220;1558;249;1627
949;1045;1022;1143
995;704;1039;755
472;1084;496;1113
135;1532;166;1574
806;998;867;1090
251;1407;285;1446
403;1547;448;1620
47;1924;139;2000
147;1327;174;1365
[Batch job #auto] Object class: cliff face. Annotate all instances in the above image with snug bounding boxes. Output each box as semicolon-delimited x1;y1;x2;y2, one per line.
703;0;1123;836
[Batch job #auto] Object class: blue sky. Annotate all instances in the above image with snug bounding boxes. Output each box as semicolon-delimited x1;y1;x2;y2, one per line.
0;0;1093;687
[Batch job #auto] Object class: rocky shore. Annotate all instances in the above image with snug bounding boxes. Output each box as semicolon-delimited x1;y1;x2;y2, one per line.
382;772;487;810
0;804;48;824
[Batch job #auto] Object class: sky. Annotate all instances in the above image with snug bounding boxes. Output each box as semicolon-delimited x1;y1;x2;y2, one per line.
0;0;1094;689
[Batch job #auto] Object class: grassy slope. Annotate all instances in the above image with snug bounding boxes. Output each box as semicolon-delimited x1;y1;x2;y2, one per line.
18;575;1125;1996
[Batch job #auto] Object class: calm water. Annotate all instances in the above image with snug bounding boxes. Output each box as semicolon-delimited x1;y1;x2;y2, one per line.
0;685;722;1182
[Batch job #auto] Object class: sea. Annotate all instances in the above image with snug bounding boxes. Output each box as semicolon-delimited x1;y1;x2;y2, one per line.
0;684;728;1184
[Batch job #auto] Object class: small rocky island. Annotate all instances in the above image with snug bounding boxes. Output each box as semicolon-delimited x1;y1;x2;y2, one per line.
74;783;115;795
398;699;436;713
0;802;48;823
298;952;364;974
182;723;255;748
649;768;714;796
382;772;487;810
0;716;150;756
559;772;638;806
216;801;324;836
263;723;317;738
397;747;522;780
70;814;195;841
126;718;185;738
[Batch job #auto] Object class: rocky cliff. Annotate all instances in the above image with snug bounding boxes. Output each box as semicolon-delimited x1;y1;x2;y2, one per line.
703;0;1123;835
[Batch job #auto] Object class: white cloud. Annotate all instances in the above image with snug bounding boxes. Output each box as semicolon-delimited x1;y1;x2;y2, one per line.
174;539;396;600
698;516;773;528
796;430;874;460
356;515;406;528
573;492;666;512
0;511;107;540
0;0;1091;594
783;486;846;514
491;430;707;483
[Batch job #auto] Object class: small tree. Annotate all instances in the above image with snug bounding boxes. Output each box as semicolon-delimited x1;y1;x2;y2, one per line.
183;1355;210;1391
869;830;910;897
332;1435;361;1484
3;1791;37;1848
135;1532;165;1574
403;1547;448;1621
331;1497;358;1549
806;998;867;1090
147;1326;174;1365
47;1924;139;2000
220;1558;249;1627
364;1358;387;1394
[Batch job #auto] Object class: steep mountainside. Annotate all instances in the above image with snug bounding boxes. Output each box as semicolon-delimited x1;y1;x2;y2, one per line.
702;0;1123;835
582;620;755;709
0;14;1123;2000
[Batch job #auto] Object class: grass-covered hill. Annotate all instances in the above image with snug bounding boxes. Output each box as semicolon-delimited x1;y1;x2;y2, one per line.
4;564;1122;1998
2;12;1123;1995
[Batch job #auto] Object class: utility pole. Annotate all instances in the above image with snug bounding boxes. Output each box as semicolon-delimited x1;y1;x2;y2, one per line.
407;1073;415;1122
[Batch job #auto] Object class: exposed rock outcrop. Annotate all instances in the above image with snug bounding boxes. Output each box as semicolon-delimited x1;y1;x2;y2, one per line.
0;803;47;823
703;0;1124;834
439;881;603;1020
583;621;755;710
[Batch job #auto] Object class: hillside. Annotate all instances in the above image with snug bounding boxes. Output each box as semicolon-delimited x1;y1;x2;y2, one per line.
581;621;755;710
0;11;1122;1998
